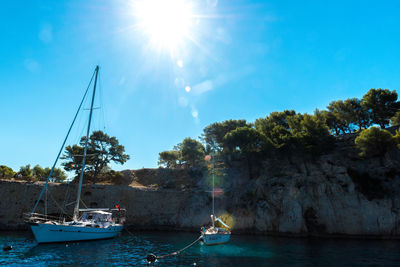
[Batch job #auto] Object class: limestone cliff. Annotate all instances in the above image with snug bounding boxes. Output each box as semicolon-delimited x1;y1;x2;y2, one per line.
1;133;400;238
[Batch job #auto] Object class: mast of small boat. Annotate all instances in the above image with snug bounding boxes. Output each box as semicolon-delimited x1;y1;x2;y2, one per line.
211;155;215;228
73;65;99;221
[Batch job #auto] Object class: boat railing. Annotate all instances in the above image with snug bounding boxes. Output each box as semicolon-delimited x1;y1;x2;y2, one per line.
23;212;65;223
78;208;127;212
25;209;126;224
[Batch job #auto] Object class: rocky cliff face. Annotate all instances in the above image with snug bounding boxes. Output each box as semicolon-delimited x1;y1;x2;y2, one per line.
1;134;400;238
0;180;213;232
224;132;400;237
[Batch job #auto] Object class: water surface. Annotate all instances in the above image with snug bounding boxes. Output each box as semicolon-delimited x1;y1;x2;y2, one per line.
1;231;399;266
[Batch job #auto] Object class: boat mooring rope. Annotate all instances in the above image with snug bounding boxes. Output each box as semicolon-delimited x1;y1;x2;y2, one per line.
124;227;135;237
146;235;203;263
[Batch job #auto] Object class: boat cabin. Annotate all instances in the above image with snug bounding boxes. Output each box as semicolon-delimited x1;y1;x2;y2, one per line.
81;211;112;223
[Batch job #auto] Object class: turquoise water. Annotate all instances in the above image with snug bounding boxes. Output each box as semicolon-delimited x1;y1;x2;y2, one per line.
1;231;400;266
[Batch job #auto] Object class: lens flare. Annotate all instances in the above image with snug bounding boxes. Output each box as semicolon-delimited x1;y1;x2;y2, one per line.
213;187;225;197
177;60;183;68
206;173;224;189
218;213;235;230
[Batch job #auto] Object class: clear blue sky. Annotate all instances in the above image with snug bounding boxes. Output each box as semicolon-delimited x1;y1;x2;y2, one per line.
1;0;400;173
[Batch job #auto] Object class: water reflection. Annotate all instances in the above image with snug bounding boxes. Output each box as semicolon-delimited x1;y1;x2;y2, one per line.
2;231;400;266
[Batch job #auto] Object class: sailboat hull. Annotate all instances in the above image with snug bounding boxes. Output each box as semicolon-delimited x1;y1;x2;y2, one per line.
202;233;230;245
30;222;123;243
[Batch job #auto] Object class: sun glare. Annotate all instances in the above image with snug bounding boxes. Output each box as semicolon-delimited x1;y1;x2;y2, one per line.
134;0;194;51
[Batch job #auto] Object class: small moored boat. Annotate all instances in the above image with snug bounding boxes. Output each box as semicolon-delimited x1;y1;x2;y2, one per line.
201;155;231;245
201;214;231;245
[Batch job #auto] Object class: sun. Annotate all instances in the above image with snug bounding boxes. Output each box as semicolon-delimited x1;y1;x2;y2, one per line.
134;0;194;52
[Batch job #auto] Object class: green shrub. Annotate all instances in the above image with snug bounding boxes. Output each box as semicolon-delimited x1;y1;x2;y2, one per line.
391;111;400;126
73;170;125;184
109;171;125;184
394;129;400;149
0;165;15;178
19;164;33;178
355;127;396;157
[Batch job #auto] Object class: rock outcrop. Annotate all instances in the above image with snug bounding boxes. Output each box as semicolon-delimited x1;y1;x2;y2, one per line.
1;133;400;238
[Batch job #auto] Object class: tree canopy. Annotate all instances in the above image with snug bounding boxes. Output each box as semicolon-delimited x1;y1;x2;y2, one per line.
224;126;266;155
0;165;15;178
158;88;400;173
32;165;67;182
326;99;368;134
19;164;33;178
180;137;206;168
7;164;67;182
345;98;371;130
255;110;296;151
202;120;248;153
361;88;400;128
158;138;206;168
62;130;129;178
290;113;335;155
223;126;267;178
158;150;180;168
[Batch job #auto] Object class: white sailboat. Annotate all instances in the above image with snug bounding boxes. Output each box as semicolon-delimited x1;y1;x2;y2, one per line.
201;155;231;245
25;66;126;243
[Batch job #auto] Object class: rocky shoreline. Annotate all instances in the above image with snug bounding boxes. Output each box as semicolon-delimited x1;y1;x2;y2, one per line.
2;149;400;239
2;129;400;238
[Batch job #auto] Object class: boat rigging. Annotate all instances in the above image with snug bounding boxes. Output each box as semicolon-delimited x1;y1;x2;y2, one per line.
25;66;126;243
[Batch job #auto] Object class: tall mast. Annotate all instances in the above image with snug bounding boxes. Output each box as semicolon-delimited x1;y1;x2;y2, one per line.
73;65;99;221
212;155;215;227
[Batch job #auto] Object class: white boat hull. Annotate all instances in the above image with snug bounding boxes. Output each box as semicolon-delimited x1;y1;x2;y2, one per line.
30;222;123;243
202;233;230;245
